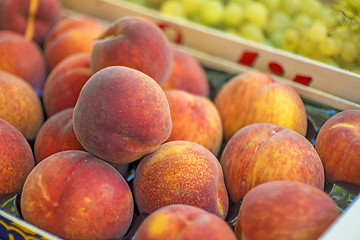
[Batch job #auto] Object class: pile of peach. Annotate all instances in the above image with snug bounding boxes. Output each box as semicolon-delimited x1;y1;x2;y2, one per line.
0;0;359;239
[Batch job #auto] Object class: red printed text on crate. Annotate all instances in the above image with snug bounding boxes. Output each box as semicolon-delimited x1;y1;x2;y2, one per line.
237;51;312;86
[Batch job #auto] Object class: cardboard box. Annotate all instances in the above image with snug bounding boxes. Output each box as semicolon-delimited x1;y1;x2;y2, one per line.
320;193;360;240
59;0;360;105
0;209;61;240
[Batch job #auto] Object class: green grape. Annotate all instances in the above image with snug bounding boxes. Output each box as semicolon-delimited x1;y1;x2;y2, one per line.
319;36;339;57
227;0;250;6
320;57;340;68
319;6;340;28
312;53;339;67
347;0;360;8
282;28;299;52
180;0;205;17
307;21;327;44
199;0;225;27
266;11;292;36
124;0;147;6
263;38;274;47
146;0;167;8
244;2;269;28
351;66;360;75
352;33;360;47
293;13;312;32
223;2;244;28
341;41;357;63
280;0;300;16
269;30;284;48
297;38;315;57
300;0;323;19
239;23;264;43
258;0;281;11
224;27;239;36
160;0;186;18
331;24;349;42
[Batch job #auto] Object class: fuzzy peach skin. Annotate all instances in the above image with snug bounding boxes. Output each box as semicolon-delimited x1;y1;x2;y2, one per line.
91;16;173;86
133;140;229;219
0;70;43;140
220;123;325;203
214;71;307;141
44;17;106;70
134;204;237;240
161;46;210;97
42;52;92;117
0;119;34;195
20;150;134;240
34;108;85;164
164;89;223;156
0;30;47;91
235;180;340;240
0;0;62;45
73;66;172;164
315;110;360;185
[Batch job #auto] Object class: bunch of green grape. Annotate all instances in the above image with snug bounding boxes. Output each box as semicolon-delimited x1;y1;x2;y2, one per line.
123;0;360;74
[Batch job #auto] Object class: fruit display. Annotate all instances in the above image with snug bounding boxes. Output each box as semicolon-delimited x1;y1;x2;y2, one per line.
164;89;223;155
0;119;34;195
42;52;92;117
0;0;360;239
0;31;47;92
220;122;325;202
214;71;308;140
162;46;210;97
133;204;237;239
123;0;360;74
44;17;106;71
73;65;173;164
315;110;360;185
0;71;44;141
90;16;173;86
0;0;63;45
20;150;134;240
33;108;85;163
235;180;340;240
133;140;229;219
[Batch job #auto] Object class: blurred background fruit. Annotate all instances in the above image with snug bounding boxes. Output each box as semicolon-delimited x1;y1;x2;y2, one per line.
122;0;360;74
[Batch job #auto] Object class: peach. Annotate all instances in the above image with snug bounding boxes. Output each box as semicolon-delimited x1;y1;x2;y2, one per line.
315;110;360;185
44;17;106;70
235;180;340;240
220;122;325;203
42;52;92;117
33;108;85;164
91;16;173;86
0;0;63;45
164;89;223;155
0;30;47;91
73;66;172;164
161;46;210;97
20;150;134;240
0;119;34;195
134;204;237;240
133;140;229;219
214;71;307;141
0;70;43;140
